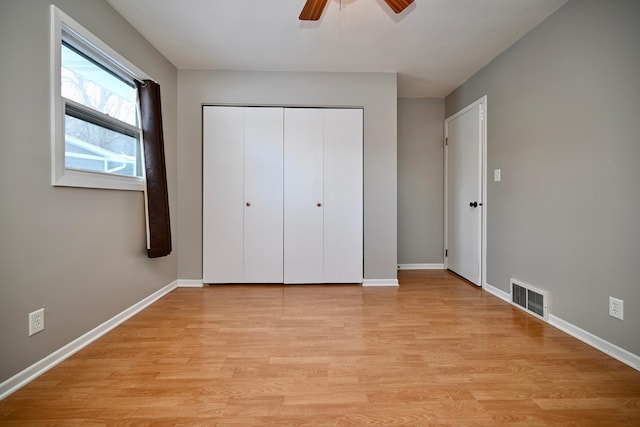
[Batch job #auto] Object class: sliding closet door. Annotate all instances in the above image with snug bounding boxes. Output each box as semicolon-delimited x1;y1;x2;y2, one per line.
284;108;324;283
203;106;244;283
323;109;363;283
243;108;284;282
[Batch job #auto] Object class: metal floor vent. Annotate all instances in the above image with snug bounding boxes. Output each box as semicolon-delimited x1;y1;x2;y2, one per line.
510;279;549;321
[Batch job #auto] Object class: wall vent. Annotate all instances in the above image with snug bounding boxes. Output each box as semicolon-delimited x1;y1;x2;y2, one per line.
510;278;549;321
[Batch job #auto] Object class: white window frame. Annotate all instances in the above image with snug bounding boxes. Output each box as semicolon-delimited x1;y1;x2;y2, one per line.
51;5;151;191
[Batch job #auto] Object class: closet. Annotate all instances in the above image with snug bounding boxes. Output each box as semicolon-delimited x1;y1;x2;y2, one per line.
203;106;363;284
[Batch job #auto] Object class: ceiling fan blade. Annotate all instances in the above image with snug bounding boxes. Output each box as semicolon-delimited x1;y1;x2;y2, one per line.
384;0;415;14
299;0;329;21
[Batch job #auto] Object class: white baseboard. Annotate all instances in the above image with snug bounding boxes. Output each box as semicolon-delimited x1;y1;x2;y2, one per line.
177;279;203;288
549;315;640;371
362;279;399;287
0;280;178;401
397;263;445;270
483;282;639;372
483;281;510;302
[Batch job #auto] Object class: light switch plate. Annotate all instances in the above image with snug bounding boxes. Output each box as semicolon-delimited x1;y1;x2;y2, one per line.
494;169;501;182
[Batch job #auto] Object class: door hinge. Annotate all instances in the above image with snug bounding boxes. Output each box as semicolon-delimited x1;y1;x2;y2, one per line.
445;249;448;257
445;137;448;146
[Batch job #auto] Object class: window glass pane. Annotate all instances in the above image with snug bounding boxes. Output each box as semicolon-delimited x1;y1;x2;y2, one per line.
61;43;137;126
65;114;140;177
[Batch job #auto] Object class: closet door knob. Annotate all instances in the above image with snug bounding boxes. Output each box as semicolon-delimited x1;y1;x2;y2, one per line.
317;203;322;207
246;202;251;207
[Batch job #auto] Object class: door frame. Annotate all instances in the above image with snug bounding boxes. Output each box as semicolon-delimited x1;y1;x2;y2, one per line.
444;96;487;288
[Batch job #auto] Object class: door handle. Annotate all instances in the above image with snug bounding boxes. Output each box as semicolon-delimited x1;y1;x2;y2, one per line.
246;202;251;207
470;201;478;208
317;202;322;207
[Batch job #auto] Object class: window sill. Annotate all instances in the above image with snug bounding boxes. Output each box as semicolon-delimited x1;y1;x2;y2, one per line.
53;168;145;191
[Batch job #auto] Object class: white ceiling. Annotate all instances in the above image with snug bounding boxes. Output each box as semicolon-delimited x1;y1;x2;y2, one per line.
106;0;567;98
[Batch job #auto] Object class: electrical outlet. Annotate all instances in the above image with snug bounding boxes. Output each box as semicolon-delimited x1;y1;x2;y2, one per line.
609;297;624;320
29;308;45;336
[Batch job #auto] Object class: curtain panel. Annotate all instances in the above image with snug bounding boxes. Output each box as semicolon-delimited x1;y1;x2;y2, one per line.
136;80;172;258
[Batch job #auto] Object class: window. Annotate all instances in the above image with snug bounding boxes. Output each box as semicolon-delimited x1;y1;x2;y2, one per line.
51;6;150;191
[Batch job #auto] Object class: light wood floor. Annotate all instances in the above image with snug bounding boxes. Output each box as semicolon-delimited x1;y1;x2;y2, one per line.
1;270;639;426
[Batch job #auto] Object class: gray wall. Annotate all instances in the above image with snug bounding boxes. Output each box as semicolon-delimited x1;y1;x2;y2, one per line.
446;0;640;355
397;98;444;265
0;0;177;382
178;70;397;282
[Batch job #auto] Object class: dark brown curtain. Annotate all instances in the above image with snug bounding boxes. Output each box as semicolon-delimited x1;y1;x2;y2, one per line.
137;80;172;258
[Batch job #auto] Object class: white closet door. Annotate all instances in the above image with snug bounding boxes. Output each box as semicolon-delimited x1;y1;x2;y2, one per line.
284;108;324;283
203;106;244;283
323;109;363;283
243;108;284;282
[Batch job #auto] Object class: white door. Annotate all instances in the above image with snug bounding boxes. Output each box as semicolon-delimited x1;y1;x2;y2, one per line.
203;106;284;283
203;106;244;283
445;99;485;286
323;109;363;283
243;108;284;282
284;108;324;283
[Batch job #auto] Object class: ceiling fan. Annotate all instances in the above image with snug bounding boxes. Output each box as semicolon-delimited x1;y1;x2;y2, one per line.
299;0;415;21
